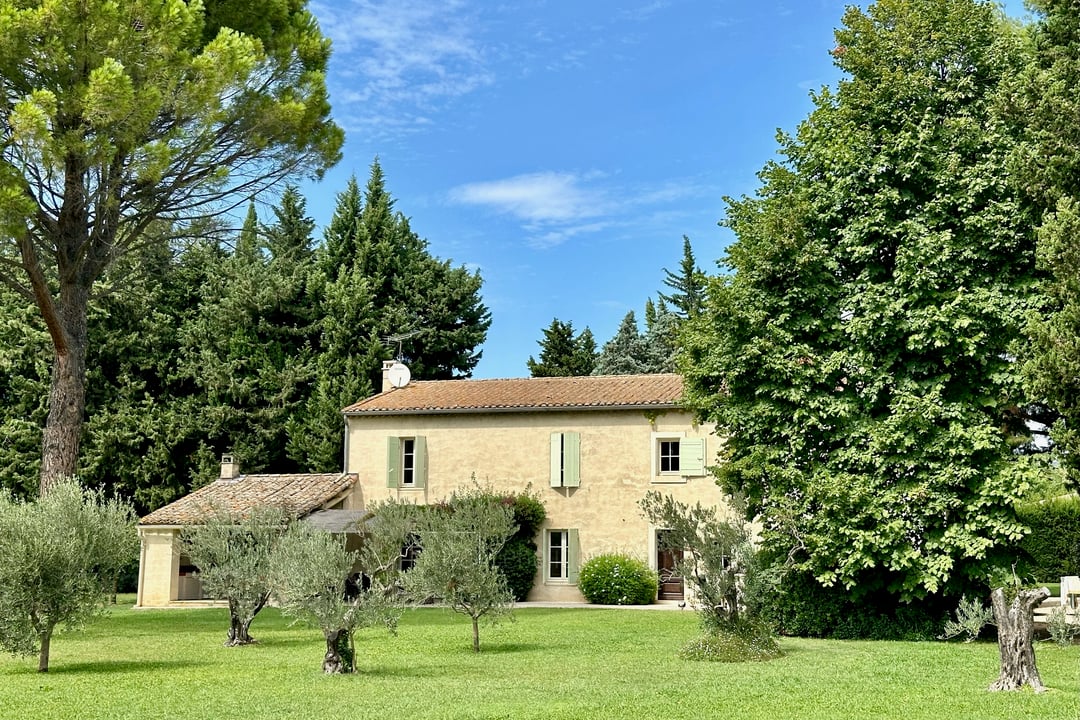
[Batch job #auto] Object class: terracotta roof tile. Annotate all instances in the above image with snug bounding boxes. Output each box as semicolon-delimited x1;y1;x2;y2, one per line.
139;473;356;526
343;373;685;415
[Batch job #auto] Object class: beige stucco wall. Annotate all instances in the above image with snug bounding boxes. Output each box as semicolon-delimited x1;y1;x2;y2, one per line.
345;408;731;602
136;528;180;607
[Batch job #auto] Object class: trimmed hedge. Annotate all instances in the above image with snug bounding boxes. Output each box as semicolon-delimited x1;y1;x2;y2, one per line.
1015;496;1080;581
578;553;658;605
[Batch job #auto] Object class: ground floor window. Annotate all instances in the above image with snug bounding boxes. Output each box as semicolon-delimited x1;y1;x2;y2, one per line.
548;530;568;580
545;528;579;583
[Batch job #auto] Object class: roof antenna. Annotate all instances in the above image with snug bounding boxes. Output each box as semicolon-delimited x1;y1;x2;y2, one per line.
382;328;423;361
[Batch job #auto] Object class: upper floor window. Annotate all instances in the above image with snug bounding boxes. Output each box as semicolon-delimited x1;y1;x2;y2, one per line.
402;438;416;486
549;431;581;488
387;436;427;489
652;432;707;480
659;440;680;474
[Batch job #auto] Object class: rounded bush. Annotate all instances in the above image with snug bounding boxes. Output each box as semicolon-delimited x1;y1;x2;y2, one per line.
578;553;657;605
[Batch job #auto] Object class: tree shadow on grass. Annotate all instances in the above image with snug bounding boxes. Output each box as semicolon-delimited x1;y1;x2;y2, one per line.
45;658;207;675
474;642;544;654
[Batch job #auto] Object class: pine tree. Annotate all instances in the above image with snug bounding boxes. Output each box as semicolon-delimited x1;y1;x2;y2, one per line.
527;319;597;376
593;312;649;375
659;236;707;319
292;161;490;469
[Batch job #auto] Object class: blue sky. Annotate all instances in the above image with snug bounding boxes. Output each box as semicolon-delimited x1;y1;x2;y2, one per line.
300;0;1028;379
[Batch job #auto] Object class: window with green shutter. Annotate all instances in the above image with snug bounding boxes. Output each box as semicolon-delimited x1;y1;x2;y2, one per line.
387;436;427;489
546;528;581;583
549;431;581;488
653;434;707;479
678;437;706;477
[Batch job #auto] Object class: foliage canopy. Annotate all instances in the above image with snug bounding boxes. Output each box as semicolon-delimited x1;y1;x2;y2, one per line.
681;0;1036;600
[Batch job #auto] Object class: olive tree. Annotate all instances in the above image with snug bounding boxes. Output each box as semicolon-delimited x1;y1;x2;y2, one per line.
639;491;753;630
179;505;289;646
271;501;417;674
0;480;136;672
404;492;517;652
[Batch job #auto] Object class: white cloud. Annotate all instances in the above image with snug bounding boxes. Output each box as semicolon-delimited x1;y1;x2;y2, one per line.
449;171;717;249
449;172;611;224
312;0;492;135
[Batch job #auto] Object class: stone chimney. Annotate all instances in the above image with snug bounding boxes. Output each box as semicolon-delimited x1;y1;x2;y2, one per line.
220;454;240;480
381;359;396;393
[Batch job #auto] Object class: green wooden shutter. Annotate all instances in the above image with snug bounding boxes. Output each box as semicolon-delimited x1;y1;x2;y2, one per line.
413;436;427;489
549;433;562;488
679;437;706;476
563;432;580;487
386;436;400;488
567;529;580;584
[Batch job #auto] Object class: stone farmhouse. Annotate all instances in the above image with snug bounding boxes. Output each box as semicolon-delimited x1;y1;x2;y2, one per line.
136;364;730;606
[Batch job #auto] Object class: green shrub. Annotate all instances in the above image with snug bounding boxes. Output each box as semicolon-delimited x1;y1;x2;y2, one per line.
938;596;993;643
495;538;539;601
578;553;657;605
760;567;947;640
506;492;546;539
680;619;783;662
1014;496;1080;580
1045;606;1080;647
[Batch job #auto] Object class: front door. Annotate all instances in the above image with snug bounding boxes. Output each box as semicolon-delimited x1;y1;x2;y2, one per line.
656;530;684;601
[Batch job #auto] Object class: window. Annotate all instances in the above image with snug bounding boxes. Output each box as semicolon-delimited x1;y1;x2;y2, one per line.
659;440;680;473
652;433;707;479
549;432;581;488
400;534;421;572
402;438;415;486
546;529;579;583
387;436;426;488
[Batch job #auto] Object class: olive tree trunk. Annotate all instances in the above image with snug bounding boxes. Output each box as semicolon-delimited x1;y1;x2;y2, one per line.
224;601;257;647
988;586;1050;692
38;628;53;673
322;628;354;674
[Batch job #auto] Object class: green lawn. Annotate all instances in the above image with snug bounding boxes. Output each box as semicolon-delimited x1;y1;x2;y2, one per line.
2;600;1078;720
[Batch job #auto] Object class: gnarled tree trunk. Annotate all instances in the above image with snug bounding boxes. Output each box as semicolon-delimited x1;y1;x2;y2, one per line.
322;628;353;674
224;601;257;647
988;586;1050;692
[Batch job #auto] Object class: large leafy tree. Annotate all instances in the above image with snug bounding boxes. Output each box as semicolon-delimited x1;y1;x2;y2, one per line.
0;0;343;493
1014;1;1080;490
683;0;1035;600
526;318;597;377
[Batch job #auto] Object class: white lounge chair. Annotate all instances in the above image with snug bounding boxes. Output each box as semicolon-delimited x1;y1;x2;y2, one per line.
1061;575;1080;613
